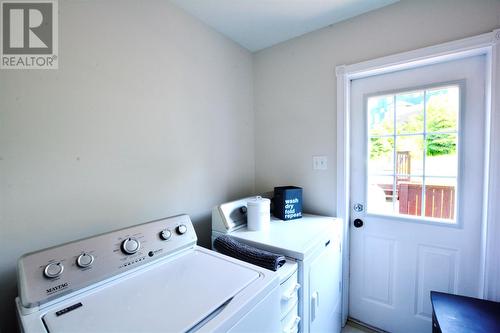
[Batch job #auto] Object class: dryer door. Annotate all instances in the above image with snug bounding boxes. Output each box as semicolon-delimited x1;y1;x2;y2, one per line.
308;241;341;333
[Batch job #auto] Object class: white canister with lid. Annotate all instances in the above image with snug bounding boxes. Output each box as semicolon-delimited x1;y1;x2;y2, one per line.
247;196;271;231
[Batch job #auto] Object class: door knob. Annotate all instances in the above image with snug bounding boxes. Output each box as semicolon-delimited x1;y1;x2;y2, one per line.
353;203;364;212
353;219;364;228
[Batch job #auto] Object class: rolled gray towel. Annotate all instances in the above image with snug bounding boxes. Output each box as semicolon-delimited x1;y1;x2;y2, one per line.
214;235;286;271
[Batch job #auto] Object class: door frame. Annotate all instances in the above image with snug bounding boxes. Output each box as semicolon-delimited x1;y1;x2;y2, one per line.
336;29;500;325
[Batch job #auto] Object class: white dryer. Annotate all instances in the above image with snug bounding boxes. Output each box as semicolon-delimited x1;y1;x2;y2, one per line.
212;198;343;333
16;214;282;333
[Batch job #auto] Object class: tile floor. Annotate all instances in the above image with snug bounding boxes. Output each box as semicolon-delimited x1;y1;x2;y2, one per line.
342;325;365;333
341;322;378;333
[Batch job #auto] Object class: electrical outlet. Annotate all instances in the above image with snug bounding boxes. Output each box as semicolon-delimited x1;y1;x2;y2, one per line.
313;156;327;170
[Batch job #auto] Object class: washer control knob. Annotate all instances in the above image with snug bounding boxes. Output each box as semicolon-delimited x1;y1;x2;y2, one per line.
44;262;64;278
121;238;140;255
176;224;187;235
76;253;94;268
160;229;172;241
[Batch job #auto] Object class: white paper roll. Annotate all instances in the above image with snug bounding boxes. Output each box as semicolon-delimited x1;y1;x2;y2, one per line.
247;196;271;231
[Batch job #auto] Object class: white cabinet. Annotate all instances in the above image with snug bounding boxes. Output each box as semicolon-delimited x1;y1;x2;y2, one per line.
212;202;343;333
308;241;342;333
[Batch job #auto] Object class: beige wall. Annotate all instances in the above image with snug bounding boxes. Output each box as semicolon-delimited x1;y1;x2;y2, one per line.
0;1;254;330
2;0;500;331
253;0;500;217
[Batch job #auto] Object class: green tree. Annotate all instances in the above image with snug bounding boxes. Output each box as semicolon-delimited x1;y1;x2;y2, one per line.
370;137;393;159
425;93;457;156
369;89;457;159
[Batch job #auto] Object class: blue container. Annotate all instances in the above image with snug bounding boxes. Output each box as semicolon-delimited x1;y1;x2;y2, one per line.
273;186;303;220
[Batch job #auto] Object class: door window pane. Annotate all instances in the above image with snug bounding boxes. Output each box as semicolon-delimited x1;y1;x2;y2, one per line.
397;176;424;217
396;91;424;134
425;134;458;177
396;135;424;176
426;86;459;133
367;85;459;223
369;137;394;174
368;175;395;215
368;95;394;136
424;177;457;221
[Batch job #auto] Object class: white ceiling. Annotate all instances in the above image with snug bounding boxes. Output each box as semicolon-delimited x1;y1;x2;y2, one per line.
170;0;400;52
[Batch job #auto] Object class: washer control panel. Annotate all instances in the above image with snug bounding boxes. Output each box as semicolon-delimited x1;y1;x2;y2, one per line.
17;215;197;308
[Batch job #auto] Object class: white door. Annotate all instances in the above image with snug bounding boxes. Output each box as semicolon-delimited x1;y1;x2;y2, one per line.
349;55;486;333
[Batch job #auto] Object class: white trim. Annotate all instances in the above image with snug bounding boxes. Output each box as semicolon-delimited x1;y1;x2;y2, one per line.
344;32;495;80
336;65;350;325
483;30;500;301
336;30;500;324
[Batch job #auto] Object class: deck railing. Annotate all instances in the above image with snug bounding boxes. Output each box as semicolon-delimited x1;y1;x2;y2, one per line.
398;182;455;219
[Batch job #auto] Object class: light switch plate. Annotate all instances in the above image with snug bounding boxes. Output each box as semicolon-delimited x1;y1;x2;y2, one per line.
313;156;327;170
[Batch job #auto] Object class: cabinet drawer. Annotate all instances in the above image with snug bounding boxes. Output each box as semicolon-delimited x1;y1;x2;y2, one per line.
281;300;300;333
280;270;300;316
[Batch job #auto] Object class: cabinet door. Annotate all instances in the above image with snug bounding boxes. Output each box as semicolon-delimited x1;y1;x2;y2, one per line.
309;241;341;333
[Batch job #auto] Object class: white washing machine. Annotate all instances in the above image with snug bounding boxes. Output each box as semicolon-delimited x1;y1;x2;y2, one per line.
212;198;343;333
16;214;282;333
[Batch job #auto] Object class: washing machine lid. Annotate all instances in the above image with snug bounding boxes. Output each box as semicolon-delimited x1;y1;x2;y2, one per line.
227;214;337;260
41;249;260;333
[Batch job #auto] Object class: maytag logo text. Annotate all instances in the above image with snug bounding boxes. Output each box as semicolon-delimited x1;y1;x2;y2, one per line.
1;0;58;69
